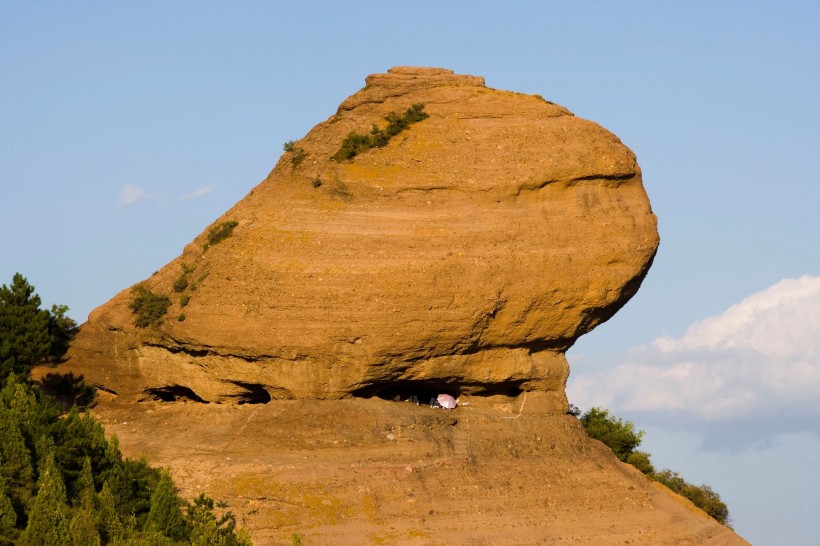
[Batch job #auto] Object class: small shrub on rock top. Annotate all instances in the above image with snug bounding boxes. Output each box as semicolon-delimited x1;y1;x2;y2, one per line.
332;103;429;161
129;284;170;328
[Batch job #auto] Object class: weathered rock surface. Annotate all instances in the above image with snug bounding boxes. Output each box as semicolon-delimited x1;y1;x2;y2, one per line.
92;395;749;545
65;66;658;405
56;68;753;545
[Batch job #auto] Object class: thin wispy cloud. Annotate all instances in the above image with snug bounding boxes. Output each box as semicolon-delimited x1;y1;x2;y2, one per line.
569;276;820;430
181;184;216;201
117;184;160;207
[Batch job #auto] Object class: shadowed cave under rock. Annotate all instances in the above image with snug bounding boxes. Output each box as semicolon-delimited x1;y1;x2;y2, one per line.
349;379;525;402
143;381;273;404
141;379;526;405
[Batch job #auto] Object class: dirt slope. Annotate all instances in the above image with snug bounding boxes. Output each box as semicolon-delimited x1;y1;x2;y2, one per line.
90;393;748;545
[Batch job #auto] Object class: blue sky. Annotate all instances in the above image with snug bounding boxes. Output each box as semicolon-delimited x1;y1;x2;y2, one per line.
2;2;819;543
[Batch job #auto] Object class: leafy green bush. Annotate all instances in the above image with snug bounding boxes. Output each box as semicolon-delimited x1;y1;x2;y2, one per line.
204;221;239;250
579;407;644;462
654;469;729;525
625;450;655;475
332;103;429;161
312;178;323;188
180;295;191;308
129;285;171;328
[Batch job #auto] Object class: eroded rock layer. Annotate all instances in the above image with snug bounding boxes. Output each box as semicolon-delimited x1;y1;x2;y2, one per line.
65;67;659;405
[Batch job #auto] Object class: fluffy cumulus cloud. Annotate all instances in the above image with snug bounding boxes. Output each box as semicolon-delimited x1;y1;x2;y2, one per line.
117;184;159;207
569;276;820;428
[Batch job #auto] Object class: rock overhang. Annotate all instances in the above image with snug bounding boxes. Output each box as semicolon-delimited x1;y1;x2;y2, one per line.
62;66;659;406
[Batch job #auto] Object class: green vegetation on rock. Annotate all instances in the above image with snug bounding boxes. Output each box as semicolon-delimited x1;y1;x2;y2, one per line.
579;407;644;462
575;405;730;527
204;221;239;250
129;285;171;328
332;103;429;161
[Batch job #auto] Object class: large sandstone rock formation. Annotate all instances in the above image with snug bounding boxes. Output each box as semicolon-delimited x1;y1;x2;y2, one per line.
59;68;752;545
65;66;658;407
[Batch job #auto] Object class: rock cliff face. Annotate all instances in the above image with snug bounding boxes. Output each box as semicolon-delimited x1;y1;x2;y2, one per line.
65;66;659;406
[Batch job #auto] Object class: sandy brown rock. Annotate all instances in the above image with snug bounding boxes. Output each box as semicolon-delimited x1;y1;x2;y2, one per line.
64;66;658;405
91;395;749;545
53;67;752;545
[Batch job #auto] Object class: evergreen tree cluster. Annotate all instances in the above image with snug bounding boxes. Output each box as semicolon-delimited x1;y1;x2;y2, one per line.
0;274;77;378
0;375;252;545
0;273;252;544
575;406;731;526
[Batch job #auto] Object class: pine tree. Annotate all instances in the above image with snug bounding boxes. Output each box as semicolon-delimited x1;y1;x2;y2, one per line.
0;273;76;377
74;457;95;510
68;508;100;546
20;452;70;546
0;477;18;545
0;404;34;518
145;471;188;541
95;481;124;544
0;274;53;377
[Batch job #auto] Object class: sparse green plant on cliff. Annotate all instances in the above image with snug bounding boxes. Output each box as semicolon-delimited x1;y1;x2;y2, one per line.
174;263;196;293
283;141;308;168
173;275;189;293
575;406;730;526
204;220;239;251
312;178;323;188
291;147;307;168
332;103;429;161
129;284;171;328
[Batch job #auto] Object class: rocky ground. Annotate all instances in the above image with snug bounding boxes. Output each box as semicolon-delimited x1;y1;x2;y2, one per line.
90;391;748;545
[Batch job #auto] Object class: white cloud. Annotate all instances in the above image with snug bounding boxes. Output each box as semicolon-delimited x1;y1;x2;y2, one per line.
180;184;216;201
569;276;820;426
117;184;159;207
